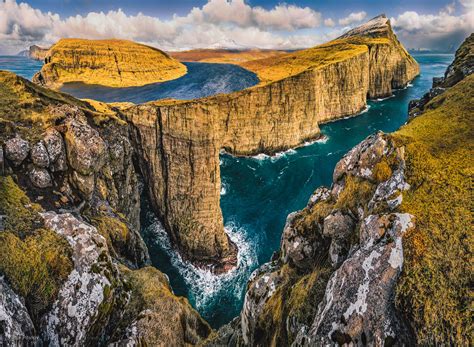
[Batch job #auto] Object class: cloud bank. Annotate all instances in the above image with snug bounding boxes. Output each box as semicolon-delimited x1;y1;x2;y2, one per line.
0;0;472;54
391;1;474;51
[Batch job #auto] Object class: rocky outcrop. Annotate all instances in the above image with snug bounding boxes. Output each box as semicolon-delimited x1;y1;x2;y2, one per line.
409;33;473;118
29;45;50;61
126;15;419;270
210;34;473;346
208;132;416;346
33;38;187;88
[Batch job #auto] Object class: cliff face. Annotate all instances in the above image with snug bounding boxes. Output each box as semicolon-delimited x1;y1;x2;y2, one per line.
33;38;187;88
29;45;50;61
207;34;473;346
125;15;419;269
0;71;211;346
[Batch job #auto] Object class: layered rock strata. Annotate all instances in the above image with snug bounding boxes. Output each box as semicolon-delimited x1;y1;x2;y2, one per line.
207;34;473;346
33;38;187;88
125;15;419;270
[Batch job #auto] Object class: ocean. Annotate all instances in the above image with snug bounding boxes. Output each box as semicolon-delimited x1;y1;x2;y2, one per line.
0;53;453;328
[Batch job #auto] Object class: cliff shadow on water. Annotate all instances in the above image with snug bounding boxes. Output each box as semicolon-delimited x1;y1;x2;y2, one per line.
140;53;453;328
59;62;260;103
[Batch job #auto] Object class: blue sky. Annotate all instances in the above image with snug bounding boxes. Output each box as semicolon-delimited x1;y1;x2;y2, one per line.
1;0;473;54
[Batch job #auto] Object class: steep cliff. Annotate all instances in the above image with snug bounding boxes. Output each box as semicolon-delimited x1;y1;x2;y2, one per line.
125;15;419;270
0;71;211;345
207;34;473;346
29;45;50;61
33;38;187;88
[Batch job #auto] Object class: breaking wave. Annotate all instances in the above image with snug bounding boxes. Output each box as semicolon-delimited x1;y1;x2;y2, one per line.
146;218;257;311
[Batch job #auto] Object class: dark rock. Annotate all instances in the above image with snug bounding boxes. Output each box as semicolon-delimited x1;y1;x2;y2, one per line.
323;211;356;267
29;167;53;188
43;128;67;172
4;136;30;166
31;141;50;168
0;276;38;346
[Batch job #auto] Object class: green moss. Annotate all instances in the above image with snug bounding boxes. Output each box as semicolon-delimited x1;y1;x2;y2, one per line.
394;75;474;344
0;229;73;320
91;216;130;260
373;158;393;182
286;266;332;334
0;176;43;237
335;174;375;213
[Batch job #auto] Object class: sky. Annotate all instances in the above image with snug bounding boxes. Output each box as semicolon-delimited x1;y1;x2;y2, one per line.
0;0;473;54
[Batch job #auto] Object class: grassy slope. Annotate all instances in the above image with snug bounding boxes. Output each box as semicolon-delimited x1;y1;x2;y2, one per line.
169;49;289;65
241;38;388;84
393;74;474;344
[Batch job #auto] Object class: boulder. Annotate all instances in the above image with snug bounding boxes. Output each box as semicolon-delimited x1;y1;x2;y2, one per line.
43;129;67;172
70;171;95;198
64;118;107;175
323;211;356;267
29;167;53;188
4;136;30;166
31;141;50;168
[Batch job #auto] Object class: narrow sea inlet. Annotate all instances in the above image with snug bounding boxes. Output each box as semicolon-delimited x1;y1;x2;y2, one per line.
0;53;453;328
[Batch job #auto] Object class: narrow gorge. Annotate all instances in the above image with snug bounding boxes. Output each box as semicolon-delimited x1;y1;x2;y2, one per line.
124;15;419;270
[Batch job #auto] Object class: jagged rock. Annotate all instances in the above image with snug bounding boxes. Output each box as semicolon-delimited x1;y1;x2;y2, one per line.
307;187;331;207
369;166;410;211
70;170;95;198
40;212;112;346
0;276;38;346
295;213;415;346
31;141;50;168
4;136;29;166
126;15;418;269
240;262;283;346
43;128;67;172
323;211;356;267
29;167;53;188
333;132;388;182
64;118;107;176
281;212;318;269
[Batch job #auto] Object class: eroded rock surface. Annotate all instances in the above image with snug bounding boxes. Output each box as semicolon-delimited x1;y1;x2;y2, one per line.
0;277;37;346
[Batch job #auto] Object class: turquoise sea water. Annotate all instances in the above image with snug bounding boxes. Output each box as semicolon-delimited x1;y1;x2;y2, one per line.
141;54;453;328
0;53;453;328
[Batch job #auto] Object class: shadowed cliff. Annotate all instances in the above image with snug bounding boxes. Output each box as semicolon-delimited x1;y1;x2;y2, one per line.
123;15;419;270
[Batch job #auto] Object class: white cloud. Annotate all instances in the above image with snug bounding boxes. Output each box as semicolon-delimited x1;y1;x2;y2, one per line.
0;0;327;54
338;11;367;26
324;18;336;27
391;2;474;50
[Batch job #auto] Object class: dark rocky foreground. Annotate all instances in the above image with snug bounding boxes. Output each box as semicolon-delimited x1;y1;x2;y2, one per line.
0;27;471;347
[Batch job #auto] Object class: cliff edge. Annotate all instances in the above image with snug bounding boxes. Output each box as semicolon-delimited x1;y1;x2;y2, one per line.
207;33;473;346
33;38;187;88
124;15;419;271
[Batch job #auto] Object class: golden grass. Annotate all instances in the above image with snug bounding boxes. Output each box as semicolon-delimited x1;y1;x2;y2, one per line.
42;38;187;88
169;49;288;65
241;37;389;83
394;74;474;345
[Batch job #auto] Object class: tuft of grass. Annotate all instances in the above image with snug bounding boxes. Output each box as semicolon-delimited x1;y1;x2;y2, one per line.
0;229;73;321
335;174;375;214
394;75;474;345
373;158;393;182
0;176;43;237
